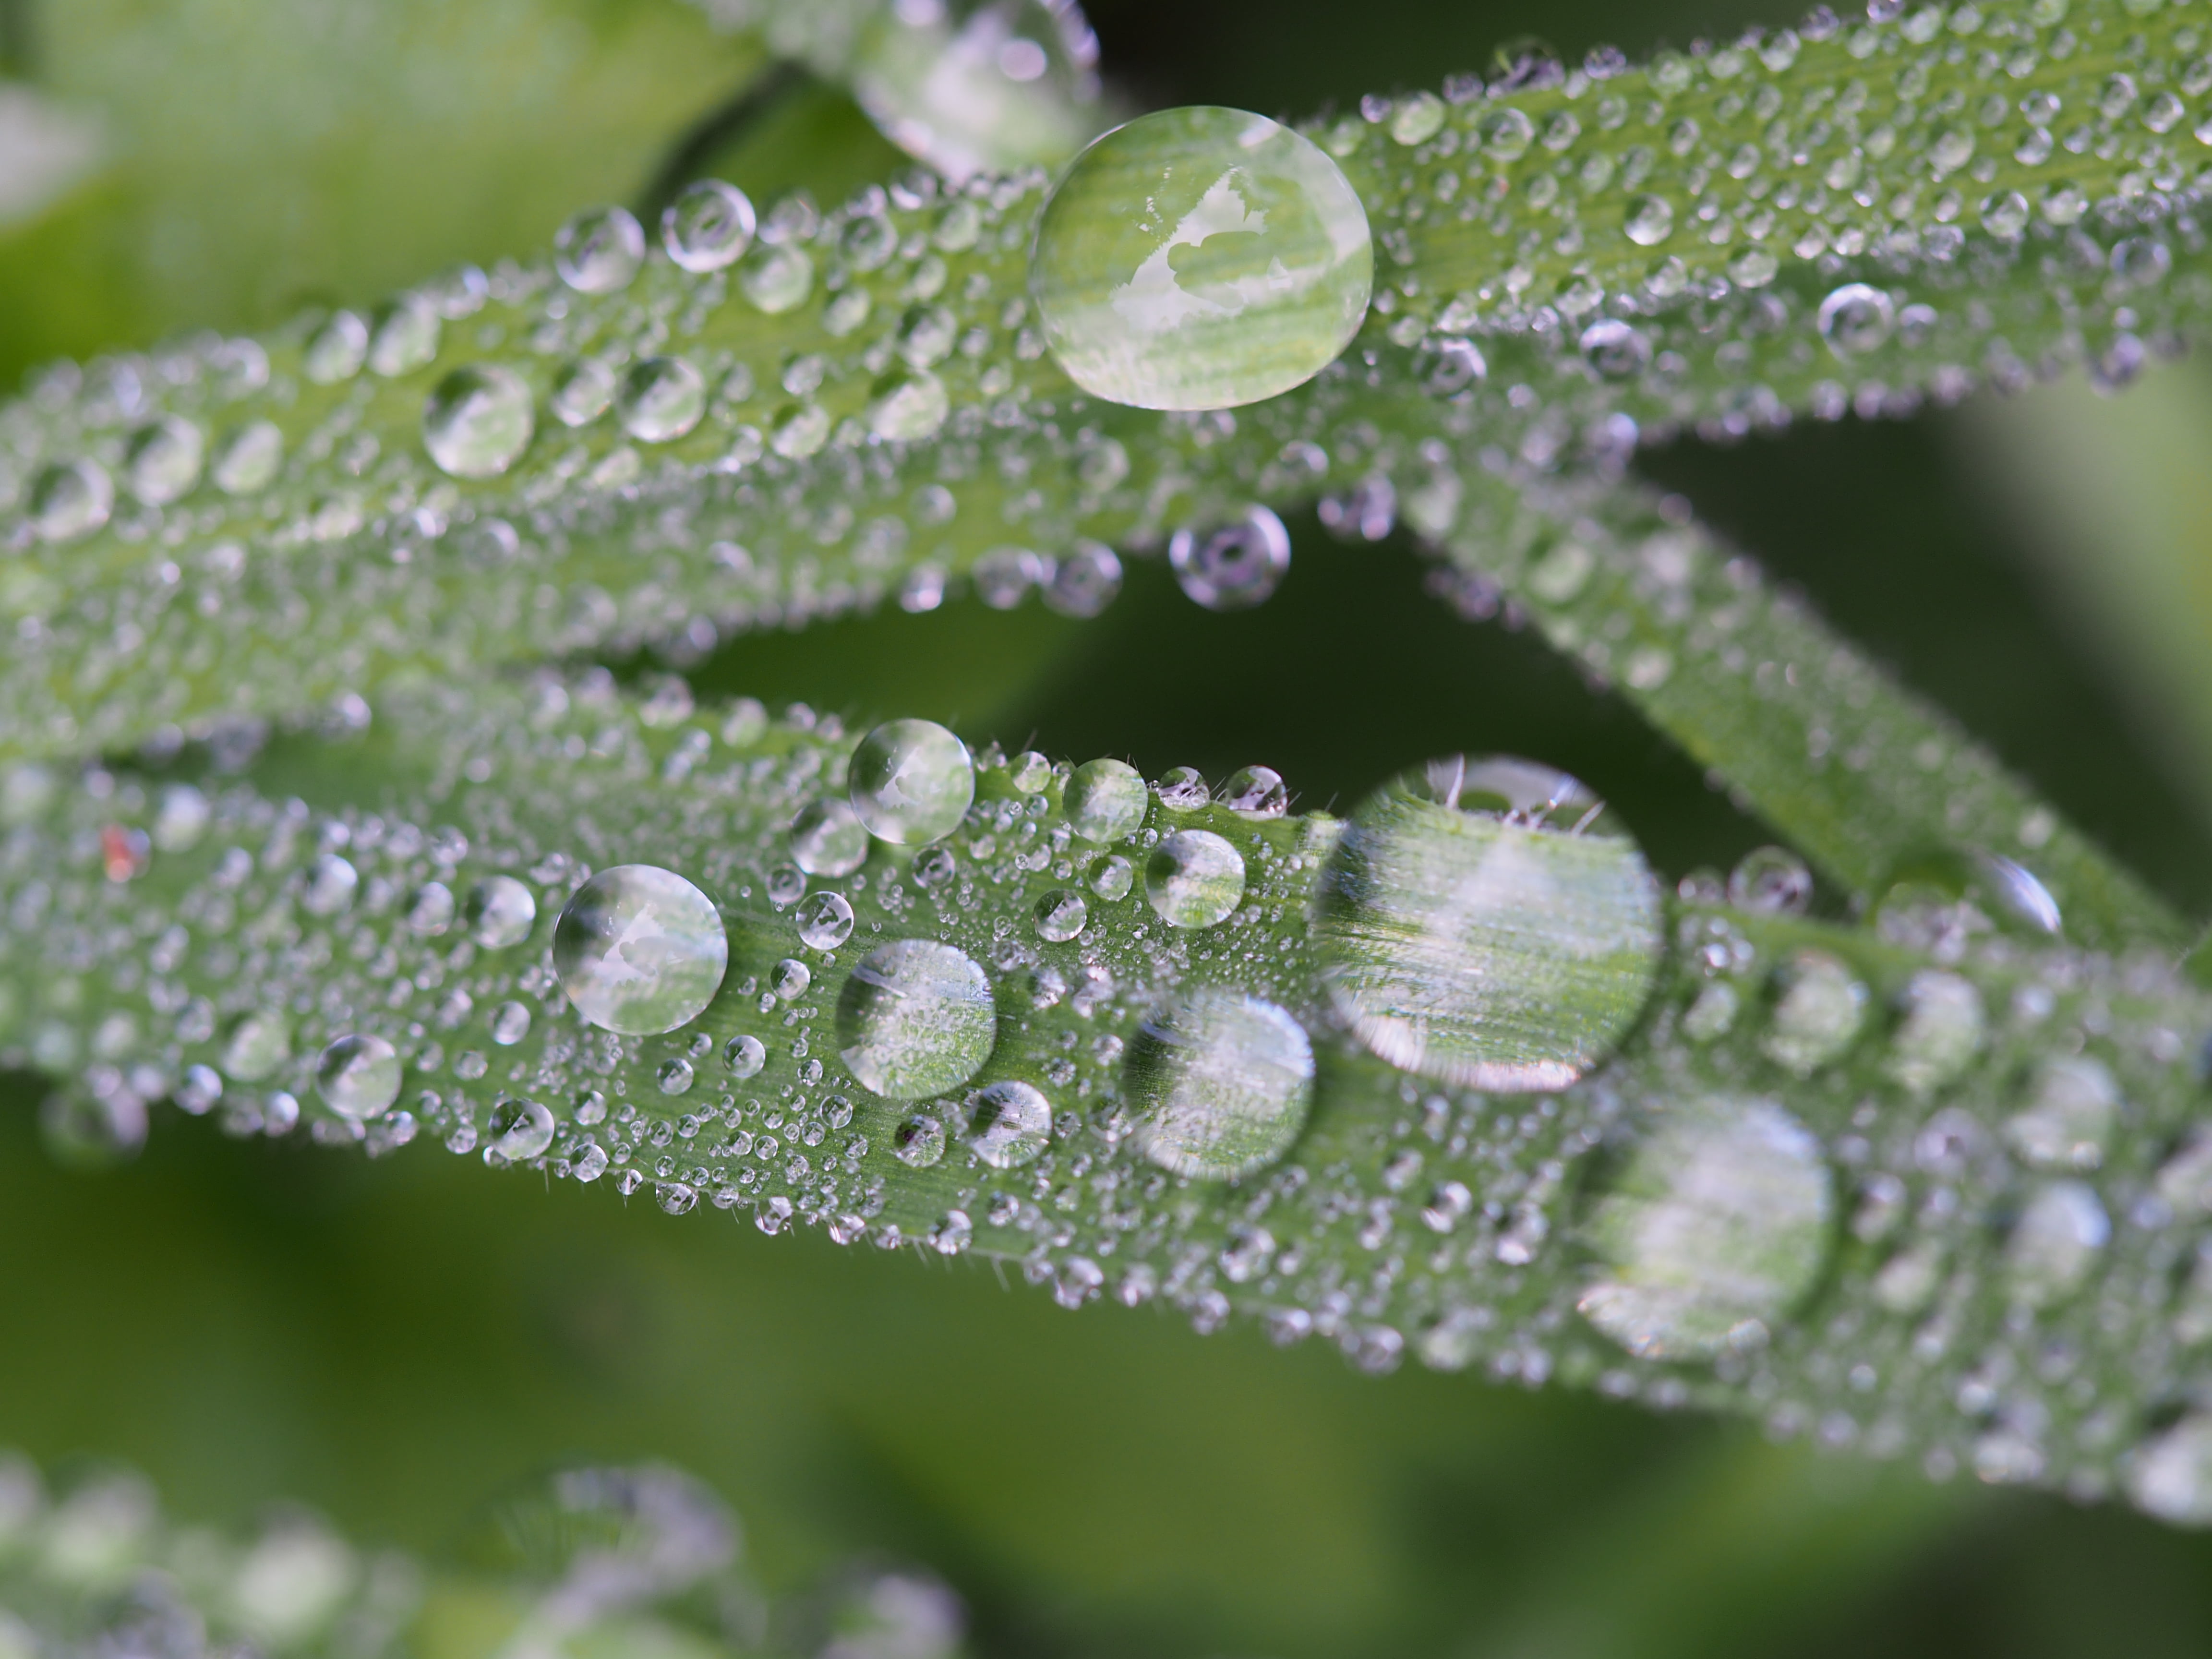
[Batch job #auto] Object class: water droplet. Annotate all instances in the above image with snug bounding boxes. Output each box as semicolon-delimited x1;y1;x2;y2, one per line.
1066;758;1147;842
553;865;729;1036
1389;89;1446;145
661;178;757;272
739;243;814;313
152;785;210;852
556;206;646;293
1578;1095;1832;1360
315;1034;400;1121
791;798;869;876
406;881;455;935
657;1058;694;1094
29;460;112;542
1624;193;1675;245
1760;950;1867;1075
223;1011;291;1082
1579;318;1651;378
894;1111;947;1167
1883;969;1984;1095
1146;829;1245;927
212;421;284;494
1030;105;1373;409
123;417;204;505
2004;1056;2117;1170
423;365;534;479
1044;540;1123;616
2130;1414;2212;1524
467;876;537;948
2005;1179;2108;1306
1220;765;1287;817
798;890;855;950
1817;283;1895;354
1127;986;1314;1180
838;939;997;1099
1169;505;1290;610
301;853;359;916
1034;889;1087;941
368;294;441;376
303;311;369;382
966;1079;1052;1167
486;1097;556;1163
724;1034;766;1077
849;719;974;845
866;368;950;441
550;359;618;427
1088;854;1133;900
489;1000;532;1045
1729;845;1813;914
618;357;707;444
1317;756;1663;1090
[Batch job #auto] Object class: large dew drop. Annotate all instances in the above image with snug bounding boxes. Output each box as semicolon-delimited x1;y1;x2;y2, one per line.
1029;105;1373;410
423;366;535;480
837;939;997;1098
849;720;975;845
314;1034;401;1121
1315;756;1663;1091
553;865;729;1036
1578;1095;1833;1361
1146;829;1245;927
1127;986;1314;1180
1065;758;1147;842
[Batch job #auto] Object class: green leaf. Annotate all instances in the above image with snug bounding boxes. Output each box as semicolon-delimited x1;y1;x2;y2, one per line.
7;679;2212;1527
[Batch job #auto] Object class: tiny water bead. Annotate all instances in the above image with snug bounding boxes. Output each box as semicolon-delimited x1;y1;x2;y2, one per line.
1065;758;1147;842
29;460;112;542
222;1011;291;1082
423;366;535;480
1316;756;1663;1091
1127;987;1314;1180
550;359;618;427
1030;105;1373;410
123;417;204;505
555;206;646;293
1817;282;1896;355
2005;1056;2118;1170
790;798;869;877
965;1079;1052;1168
1034;889;1087;941
486;1097;557;1164
661;179;756;273
848;720;975;845
618;357;708;444
893;1112;947;1168
466;877;537;948
837;938;997;1098
314;1034;400;1121
553;866;729;1036
1578;1095;1833;1362
1168;506;1290;611
1145;829;1245;928
1882;969;1984;1096
1760;950;1867;1076
212;421;284;493
797;891;856;950
738;243;813;313
724;1034;766;1077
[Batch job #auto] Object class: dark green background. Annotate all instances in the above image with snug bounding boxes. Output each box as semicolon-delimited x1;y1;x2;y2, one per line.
4;0;2211;1653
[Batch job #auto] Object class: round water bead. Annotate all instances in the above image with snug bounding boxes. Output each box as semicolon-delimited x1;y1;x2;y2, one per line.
791;798;869;877
738;244;814;313
1168;506;1290;610
2130;1414;2212;1525
423;366;535;479
797;890;856;950
486;1097;557;1164
30;460;112;542
550;359;618;427
556;206;646;293
222;1011;291;1082
2006;1056;2119;1170
866;369;950;441
2005;1179;2108;1307
1034;889;1087;941
894;1112;947;1168
123;417;204;505
837;939;997;1099
1045;540;1125;618
1882;969;1984;1096
849;719;975;845
725;1034;766;1077
314;1034;401;1121
618;357;707;444
1577;1094;1833;1361
213;421;285;494
467;876;537;948
1315;755;1663;1091
1066;758;1147;842
1127;986;1314;1180
852;0;1103;183
1146;829;1245;927
661;178;756;272
965;1079;1052;1168
1728;845;1813;915
1817;282;1895;354
1220;765;1287;817
1760;950;1867;1076
1030;105;1373;410
553;865;729;1036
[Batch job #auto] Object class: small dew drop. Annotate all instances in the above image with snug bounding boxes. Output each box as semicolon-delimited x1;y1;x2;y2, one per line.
1146;829;1246;927
849;719;975;845
1127;986;1315;1180
314;1034;400;1121
618;357;708;444
966;1079;1052;1167
661;178;757;273
423;365;535;479
1066;758;1148;842
556;206;647;293
466;876;537;948
1169;506;1291;611
797;890;856;950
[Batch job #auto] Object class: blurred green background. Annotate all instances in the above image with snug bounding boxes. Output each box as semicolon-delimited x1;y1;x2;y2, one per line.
8;0;2212;1653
